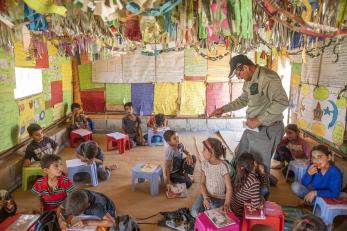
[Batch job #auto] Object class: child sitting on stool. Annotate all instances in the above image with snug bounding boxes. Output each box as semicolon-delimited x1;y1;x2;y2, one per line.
145;113;169;144
69;103;94;132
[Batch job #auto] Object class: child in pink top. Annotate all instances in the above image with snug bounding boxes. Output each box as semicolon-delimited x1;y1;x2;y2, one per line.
272;124;311;169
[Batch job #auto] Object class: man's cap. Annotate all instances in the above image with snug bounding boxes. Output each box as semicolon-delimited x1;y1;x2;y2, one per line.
228;54;254;78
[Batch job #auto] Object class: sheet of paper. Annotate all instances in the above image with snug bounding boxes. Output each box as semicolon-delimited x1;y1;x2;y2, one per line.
66;158;87;168
180;81;206;116
231;81;247;118
52;102;64;121
50;80;63;106
106;132;126;139
78;64;104;90
206;82;230;116
35;43;49;68
72;128;92;136
17;96;36;140
80;89;105;113
153;83;179;115
123;51;155;83
155;51;184;82
33;94;46;126
207;46;230;82
92;56;123;83
47;41;57;56
319;39;347;87
13;41;36;67
300;55;320;85
105;83;131;110
0;48;15;91
184;48;207;77
62;62;72;91
63;90;73;114
131;83;154;115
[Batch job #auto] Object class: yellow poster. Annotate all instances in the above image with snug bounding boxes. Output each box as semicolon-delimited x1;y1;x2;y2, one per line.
52;102;63;121
62;62;72;90
207;46;230;82
17;96;35;139
47;40;58;56
180;81;206;116
153;83;179;115
14;41;36;67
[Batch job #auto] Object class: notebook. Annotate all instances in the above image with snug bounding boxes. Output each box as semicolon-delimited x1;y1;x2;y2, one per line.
66;159;87;168
67;215;99;231
141;163;159;173
166;183;187;199
5;214;40;231
323;198;347;205
106;132;126;139
72;129;92;136
205;208;236;228
244;202;265;220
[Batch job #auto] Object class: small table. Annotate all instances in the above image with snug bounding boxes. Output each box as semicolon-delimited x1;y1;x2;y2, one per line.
70;129;92;148
286;159;309;182
131;163;164;196
105;132;130;154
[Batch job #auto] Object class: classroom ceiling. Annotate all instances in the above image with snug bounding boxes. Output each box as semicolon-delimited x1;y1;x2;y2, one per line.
0;0;346;58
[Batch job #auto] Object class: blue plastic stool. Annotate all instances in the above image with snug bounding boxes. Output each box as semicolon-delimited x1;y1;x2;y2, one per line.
131;163;164;196
313;197;347;231
285;160;308;182
66;159;98;187
147;128;169;146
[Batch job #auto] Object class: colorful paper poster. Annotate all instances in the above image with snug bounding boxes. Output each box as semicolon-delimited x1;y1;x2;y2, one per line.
0;48;15;91
207;46;230;82
180;81;206;116
35;42;49;68
290;63;302;113
184;48;208;77
300;55;320;85
105;83;131;111
92;56;123;83
131;83;154;115
78;64;104;90
33;94;46;126
153;83;179;115
206;82;230;116
79;52;91;64
61;62;72;91
13;41;36;67
0;92;19;152
231;81;247;117
123;51;155;83
17;97;36;139
155;51;184;82
47;41;58;56
297;84;347;145
319;39;347;87
52;102;64;121
63;90;72;114
50;80;63;106
80;90;105;113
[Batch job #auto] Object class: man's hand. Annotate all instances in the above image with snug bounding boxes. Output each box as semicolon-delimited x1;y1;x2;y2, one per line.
304;191;317;204
307;165;318;175
246;117;261;129
209;108;224;118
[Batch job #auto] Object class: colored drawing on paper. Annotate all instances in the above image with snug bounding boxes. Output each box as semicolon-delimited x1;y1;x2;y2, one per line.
301;84;311;96
336;97;347;109
180;81;206;116
297;118;308;129
17;97;36;139
13;41;36;67
153;83;179;115
311;123;326;137
313;86;329;101
184;48;207;77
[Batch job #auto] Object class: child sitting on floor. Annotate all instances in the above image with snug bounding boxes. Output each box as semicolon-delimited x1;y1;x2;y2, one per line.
272;124;311;170
76;141;116;181
63;189;116;229
290;214;327;231
0;190;17;223
32;154;74;212
164;130;196;189
191;138;232;217
291;144;342;205
231;153;262;218
122;102;145;147
23;123;58;167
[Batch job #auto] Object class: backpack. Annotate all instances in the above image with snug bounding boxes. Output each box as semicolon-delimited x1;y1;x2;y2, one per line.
158;208;195;231
113;215;140;231
34;211;60;231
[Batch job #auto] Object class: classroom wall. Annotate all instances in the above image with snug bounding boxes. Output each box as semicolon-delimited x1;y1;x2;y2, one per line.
0;42;73;154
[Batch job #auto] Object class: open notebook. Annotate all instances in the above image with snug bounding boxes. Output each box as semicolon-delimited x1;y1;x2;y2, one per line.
72;129;92;136
67;215;100;231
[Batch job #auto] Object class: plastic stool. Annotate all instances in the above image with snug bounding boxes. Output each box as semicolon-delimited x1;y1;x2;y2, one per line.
66;159;98;186
194;211;240;231
285;160;308;182
22;166;44;191
70;129;93;148
131;163;164;196
241;201;284;231
147;128;169;146
313;197;347;231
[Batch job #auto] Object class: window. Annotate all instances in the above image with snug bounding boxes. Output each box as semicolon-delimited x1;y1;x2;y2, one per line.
14;67;43;99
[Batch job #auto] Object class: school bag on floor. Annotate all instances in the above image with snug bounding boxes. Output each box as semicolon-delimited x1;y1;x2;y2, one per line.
34;211;60;231
113;215;140;231
158;208;195;231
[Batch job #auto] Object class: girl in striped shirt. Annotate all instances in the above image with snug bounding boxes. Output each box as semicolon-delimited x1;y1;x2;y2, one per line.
231;153;262;218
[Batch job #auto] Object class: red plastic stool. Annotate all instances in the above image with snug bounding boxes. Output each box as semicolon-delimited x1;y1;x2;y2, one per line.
194;211;240;231
106;132;131;154
241;201;284;231
70;129;93;147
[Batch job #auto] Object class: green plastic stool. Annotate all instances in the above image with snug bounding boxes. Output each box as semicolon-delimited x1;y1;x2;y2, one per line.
22;166;44;191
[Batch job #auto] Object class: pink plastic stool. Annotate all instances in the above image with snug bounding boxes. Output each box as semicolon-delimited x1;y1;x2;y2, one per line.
194;211;240;231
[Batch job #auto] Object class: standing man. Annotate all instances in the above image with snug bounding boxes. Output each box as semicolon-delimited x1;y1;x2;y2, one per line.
210;55;289;168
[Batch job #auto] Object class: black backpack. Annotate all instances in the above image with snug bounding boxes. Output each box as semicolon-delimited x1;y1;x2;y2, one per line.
34;211;60;231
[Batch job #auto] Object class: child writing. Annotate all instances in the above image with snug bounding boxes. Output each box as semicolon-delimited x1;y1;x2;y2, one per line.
23;123;58;167
231;152;262;218
62;189;116;229
291;144;342;205
122;102;145;147
0;190;17;223
272;124;311;169
163;130;196;189
76;141;116;181
191;138;232;218
32;154;74;212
